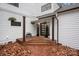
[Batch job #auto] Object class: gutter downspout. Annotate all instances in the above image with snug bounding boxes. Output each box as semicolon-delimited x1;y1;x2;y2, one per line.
54;3;62;44
55;13;59;44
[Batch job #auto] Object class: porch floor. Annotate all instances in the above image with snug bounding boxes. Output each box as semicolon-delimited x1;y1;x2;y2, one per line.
0;36;78;56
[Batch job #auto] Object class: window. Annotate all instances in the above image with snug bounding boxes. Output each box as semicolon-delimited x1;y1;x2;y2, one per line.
41;3;51;12
9;3;19;7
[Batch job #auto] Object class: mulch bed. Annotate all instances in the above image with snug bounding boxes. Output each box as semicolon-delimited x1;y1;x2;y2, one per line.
0;36;79;56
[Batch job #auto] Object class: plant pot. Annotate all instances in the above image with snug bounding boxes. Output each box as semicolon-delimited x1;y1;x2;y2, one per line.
8;17;16;22
11;20;15;22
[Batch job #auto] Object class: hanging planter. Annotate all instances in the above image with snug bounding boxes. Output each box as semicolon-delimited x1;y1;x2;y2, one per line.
8;17;16;22
31;21;35;24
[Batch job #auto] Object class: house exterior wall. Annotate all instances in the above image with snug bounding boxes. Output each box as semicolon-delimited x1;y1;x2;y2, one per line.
0;3;59;17
1;3;79;50
19;3;41;17
0;10;23;44
0;10;37;44
0;3;32;17
54;9;79;49
19;3;59;17
36;3;59;17
0;3;38;44
49;19;52;40
25;17;37;36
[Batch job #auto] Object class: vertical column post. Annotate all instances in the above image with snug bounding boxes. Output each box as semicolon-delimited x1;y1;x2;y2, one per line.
23;16;26;42
39;23;41;36
57;17;59;43
37;24;39;36
55;14;59;44
52;17;54;41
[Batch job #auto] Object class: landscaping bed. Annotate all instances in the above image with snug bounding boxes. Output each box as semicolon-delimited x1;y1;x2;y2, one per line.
0;37;78;56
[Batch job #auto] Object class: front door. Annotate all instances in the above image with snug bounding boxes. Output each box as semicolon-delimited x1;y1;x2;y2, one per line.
40;22;49;38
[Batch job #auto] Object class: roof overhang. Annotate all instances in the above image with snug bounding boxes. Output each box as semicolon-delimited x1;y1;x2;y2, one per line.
57;3;79;13
37;3;79;19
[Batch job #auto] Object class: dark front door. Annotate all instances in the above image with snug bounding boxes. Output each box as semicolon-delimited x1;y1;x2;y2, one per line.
40;22;49;38
40;23;46;36
45;25;49;38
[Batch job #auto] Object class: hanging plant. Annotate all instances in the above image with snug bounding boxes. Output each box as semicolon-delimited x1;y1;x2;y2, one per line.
31;21;35;24
8;17;16;22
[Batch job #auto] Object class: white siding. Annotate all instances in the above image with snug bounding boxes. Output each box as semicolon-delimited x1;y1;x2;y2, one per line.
25;17;38;36
0;10;38;44
54;18;57;40
0;10;23;44
54;9;79;49
37;3;59;16
49;19;52;40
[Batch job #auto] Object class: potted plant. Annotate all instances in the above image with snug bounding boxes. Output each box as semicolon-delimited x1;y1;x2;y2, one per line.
8;17;16;22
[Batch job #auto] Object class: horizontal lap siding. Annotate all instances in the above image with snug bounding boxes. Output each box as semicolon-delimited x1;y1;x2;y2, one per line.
0;10;23;43
55;9;79;49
